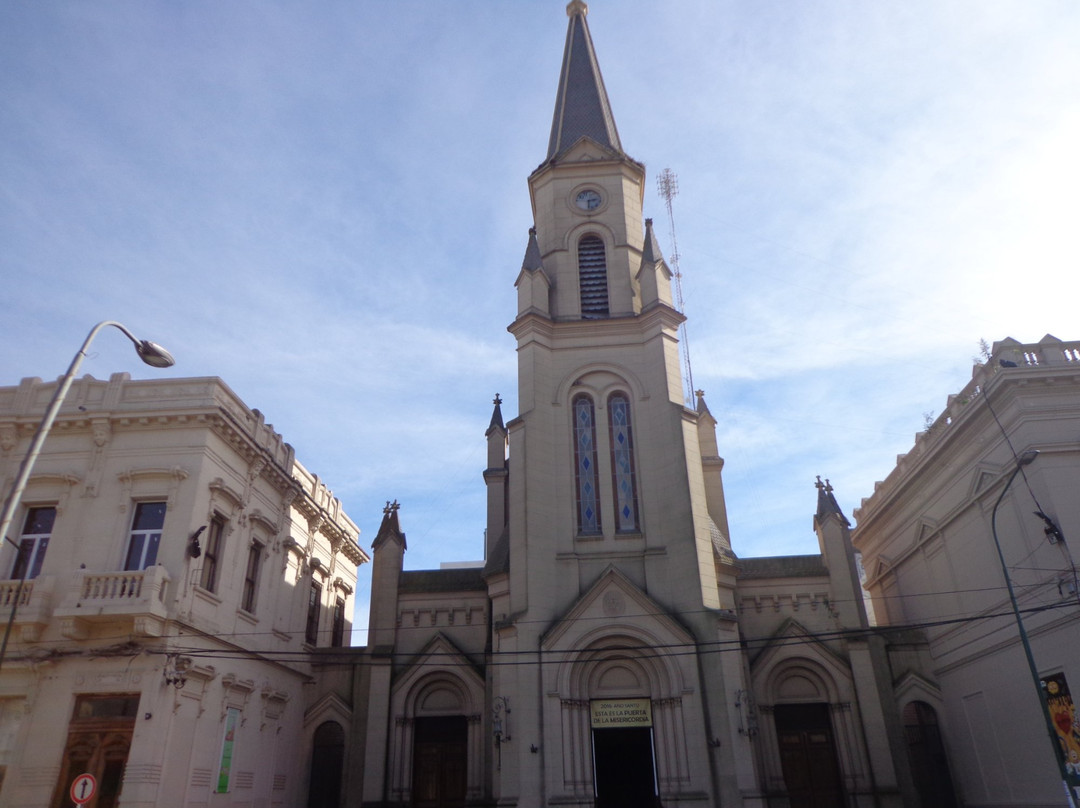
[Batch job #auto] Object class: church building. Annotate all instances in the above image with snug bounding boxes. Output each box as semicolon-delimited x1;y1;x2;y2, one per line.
324;4;928;808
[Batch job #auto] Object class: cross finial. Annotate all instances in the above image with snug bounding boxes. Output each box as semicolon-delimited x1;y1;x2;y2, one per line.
695;389;705;399
825;478;833;494
493;393;502;406
815;475;825;490
390;499;400;513
383;500;392;515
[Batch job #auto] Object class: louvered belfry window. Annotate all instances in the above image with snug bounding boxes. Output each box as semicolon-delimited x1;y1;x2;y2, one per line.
578;235;609;319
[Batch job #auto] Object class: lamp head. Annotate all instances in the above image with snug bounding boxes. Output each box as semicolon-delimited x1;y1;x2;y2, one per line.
1017;449;1040;467
136;340;175;368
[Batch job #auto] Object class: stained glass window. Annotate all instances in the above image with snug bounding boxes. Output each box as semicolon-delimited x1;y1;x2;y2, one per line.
573;395;601;534
608;394;639;532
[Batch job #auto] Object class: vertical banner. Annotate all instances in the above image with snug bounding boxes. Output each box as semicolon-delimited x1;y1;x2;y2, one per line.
217;707;240;793
1041;673;1080;782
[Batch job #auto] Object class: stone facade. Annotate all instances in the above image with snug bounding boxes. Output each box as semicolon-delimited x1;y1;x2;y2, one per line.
0;372;366;807
854;335;1080;807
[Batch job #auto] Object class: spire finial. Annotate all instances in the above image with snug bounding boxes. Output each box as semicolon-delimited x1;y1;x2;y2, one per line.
493;393;502;406
695;389;705;400
567;0;588;16
815;475;825;490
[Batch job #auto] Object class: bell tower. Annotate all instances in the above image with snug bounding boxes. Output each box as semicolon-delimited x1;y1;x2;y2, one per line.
493;4;748;806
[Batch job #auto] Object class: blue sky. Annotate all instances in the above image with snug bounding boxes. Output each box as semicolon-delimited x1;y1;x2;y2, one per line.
2;1;1078;641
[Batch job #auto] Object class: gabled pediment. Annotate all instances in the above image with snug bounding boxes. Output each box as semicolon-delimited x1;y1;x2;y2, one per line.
864;555;894;585
968;464;998;499
554;136;625;164
748;618;851;682
303;691;352;728
541;565;694;654
391;632;485;695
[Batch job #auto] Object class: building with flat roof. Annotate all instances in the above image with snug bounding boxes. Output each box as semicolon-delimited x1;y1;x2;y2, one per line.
0;372;367;807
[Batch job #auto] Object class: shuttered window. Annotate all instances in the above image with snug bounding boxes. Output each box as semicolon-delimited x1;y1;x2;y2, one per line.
578;235;609;319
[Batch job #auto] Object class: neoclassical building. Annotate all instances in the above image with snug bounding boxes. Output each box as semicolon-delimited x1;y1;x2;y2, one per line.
319;4;927;808
0;373;366;808
854;335;1080;807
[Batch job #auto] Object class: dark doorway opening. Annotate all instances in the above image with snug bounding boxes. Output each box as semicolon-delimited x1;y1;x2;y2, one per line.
308;720;345;808
412;716;467;808
592;726;657;808
774;703;845;808
903;701;958;808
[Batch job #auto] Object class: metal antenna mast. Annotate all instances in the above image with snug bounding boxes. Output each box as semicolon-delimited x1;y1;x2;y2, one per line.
657;168;695;406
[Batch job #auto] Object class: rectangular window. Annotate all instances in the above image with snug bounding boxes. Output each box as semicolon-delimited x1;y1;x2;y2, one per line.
10;506;55;580
124;501;166;571
241;541;263;613
199;515;226;593
331;596;346;647
306;581;322;645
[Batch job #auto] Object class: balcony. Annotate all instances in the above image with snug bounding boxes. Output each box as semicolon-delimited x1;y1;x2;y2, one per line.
53;565;172;638
0;575;55;642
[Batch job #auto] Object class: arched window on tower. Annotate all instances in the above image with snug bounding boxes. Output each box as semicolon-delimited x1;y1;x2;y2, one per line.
578;235;609;319
608;393;639;532
573;394;601;535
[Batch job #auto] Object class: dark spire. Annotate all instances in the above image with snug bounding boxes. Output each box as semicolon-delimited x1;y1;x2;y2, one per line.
372;499;406;550
815;477;850;526
545;1;624;163
487;393;505;436
641;218;665;265
522;227;544;272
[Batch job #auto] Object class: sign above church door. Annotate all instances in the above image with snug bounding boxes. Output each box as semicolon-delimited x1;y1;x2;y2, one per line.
590;699;652;728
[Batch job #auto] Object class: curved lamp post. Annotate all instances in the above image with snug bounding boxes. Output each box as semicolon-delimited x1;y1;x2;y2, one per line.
990;449;1079;807
0;321;174;671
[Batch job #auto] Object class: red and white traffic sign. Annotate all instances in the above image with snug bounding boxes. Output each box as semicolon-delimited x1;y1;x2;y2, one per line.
70;773;97;805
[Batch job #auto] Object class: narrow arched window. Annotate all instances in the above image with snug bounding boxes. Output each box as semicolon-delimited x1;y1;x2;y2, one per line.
308;720;345;808
578;235;609;319
608;393;639;532
573;395;601;534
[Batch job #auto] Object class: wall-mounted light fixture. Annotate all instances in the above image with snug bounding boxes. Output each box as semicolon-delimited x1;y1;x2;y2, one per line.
189;525;206;558
163;654;192;689
493;696;511;746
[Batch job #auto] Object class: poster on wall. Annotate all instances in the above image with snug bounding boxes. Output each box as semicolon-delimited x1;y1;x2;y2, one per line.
1040;672;1080;782
217;707;240;793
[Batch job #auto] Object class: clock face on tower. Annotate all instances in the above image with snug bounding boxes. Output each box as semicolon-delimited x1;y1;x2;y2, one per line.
574;189;603;211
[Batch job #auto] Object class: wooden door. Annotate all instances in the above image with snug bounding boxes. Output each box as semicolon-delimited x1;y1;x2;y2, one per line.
412;717;467;808
50;695;138;808
774;703;845;808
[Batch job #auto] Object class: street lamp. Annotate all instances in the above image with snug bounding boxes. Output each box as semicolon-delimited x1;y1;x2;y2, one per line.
0;321;174;670
990;449;1079;808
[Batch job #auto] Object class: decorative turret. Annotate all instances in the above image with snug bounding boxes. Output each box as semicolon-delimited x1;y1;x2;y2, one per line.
367;500;406;649
813;478;868;629
696;390;732;558
484;394;509;560
636;218;674;310
514;227;551;318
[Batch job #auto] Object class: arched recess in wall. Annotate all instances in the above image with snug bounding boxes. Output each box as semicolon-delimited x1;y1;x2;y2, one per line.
753;652;872;802
386;642;486;807
555;628;692;800
902;700;958;808
307;720;345;808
